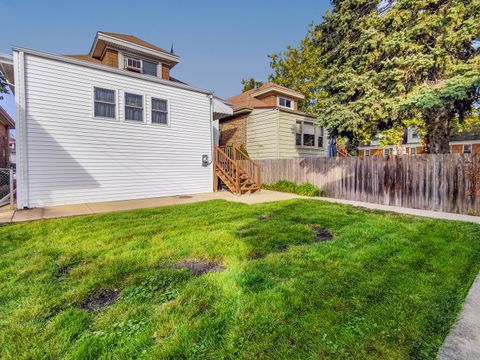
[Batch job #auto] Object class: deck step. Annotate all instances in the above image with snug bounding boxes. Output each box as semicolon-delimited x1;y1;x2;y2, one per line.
214;145;261;195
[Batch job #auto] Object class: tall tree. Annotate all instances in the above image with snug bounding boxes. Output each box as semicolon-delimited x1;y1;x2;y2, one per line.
0;72;8;100
240;78;264;92
270;0;480;153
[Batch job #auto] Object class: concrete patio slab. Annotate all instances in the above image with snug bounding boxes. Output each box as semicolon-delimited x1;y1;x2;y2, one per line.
438;273;480;360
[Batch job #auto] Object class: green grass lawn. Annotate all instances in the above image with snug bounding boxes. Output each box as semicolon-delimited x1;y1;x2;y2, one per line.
0;199;479;359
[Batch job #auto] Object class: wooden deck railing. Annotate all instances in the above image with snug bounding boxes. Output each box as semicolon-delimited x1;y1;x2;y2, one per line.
214;145;261;194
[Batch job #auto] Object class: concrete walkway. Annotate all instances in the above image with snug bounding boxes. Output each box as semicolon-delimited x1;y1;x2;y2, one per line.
0;190;300;224
1;190;480;224
438;274;480;360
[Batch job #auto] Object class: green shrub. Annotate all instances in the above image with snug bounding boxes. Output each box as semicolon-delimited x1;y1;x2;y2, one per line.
262;180;325;197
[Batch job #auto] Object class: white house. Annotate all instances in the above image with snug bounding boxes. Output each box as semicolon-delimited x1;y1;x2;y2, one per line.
0;32;232;208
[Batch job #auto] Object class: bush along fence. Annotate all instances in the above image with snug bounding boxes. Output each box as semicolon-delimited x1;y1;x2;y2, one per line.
259;154;480;215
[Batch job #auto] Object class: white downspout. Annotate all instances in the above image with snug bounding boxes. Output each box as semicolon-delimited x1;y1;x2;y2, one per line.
13;50;28;209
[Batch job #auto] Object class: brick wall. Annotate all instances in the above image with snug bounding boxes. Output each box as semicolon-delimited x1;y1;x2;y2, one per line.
219;115;248;146
0;123;8;168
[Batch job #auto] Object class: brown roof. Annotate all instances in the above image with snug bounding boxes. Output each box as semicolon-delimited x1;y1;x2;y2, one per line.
100;32;172;55
0;106;15;128
227;82;304;111
63;54;103;64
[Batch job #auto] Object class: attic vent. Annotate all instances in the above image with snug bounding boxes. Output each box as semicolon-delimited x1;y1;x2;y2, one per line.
125;57;142;72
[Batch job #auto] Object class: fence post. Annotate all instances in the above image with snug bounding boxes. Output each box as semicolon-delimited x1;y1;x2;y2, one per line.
9;168;14;209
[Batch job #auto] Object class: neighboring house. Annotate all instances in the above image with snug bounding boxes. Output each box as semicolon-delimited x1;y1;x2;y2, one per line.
0;106;15;168
219;83;327;160
0;32;232;208
9;136;16;170
358;128;480;156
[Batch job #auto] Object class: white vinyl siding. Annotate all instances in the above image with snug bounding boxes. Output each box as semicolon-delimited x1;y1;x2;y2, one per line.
18;52;212;207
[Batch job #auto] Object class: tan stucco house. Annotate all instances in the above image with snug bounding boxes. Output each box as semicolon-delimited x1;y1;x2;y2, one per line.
219;83;327;160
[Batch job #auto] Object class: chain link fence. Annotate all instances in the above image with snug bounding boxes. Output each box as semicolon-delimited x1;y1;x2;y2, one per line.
0;168;14;209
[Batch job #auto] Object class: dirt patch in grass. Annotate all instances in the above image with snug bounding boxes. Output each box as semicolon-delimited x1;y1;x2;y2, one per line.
258;215;269;221
54;264;74;278
53;261;81;278
80;289;120;311
174;260;224;276
309;225;333;242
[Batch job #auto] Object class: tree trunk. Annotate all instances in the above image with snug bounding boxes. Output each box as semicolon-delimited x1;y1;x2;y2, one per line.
424;109;452;154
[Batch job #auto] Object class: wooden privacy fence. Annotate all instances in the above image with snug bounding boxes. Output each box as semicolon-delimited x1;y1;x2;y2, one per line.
259;155;480;215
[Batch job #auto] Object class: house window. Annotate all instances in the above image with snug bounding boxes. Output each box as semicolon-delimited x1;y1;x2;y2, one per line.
303;123;315;147
295;121;302;146
125;93;143;121
412;130;419;139
124;55;159;77
411;147;417;155
278;97;293;109
463;144;472;154
384;148;390;156
318;127;324;148
94;87;116;119
296;121;321;147
125;57;142;72
365;149;370;156
143;60;158;76
151;98;168;124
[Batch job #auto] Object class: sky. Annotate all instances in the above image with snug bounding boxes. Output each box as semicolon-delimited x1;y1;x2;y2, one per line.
0;0;332;118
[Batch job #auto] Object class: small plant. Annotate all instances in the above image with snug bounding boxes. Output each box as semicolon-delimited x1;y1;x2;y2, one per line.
262;180;326;197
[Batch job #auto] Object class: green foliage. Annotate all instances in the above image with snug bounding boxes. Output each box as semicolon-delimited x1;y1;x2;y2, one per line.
263;180;326;196
0;72;8;100
0;200;479;358
269;0;480;152
241;78;264;92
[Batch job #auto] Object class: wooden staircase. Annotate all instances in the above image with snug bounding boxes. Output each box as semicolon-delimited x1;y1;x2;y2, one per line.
213;145;261;194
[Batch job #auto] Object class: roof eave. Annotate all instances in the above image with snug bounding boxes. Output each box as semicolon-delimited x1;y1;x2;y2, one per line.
91;32;180;65
251;87;305;100
12;46;212;96
0;106;15;128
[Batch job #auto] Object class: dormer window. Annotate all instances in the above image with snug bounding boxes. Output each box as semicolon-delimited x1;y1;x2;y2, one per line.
123;56;158;77
278;97;293;109
125;57;142;72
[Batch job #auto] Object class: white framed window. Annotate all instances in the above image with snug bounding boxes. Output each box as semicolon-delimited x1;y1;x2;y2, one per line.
125;93;144;122
143;60;158;76
411;147;417;155
93;87;116;119
302;122;315;147
295;120;322;148
365;149;370;156
384;148;390;156
318;127;324;148
295;121;302;146
151;98;168;125
463;144;472;154
278;97;293;109
125;57;142;72
123;55;159;77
